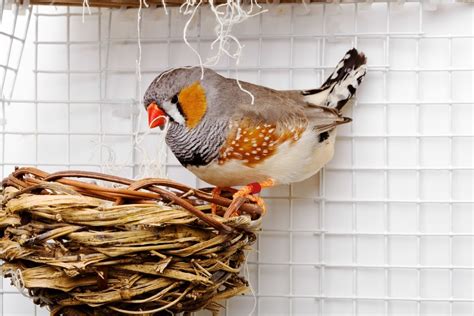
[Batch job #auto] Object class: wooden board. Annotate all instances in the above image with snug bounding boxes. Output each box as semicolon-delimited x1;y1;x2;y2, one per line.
25;0;326;8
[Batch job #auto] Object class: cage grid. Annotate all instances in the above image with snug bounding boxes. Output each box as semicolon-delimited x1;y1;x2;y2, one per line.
0;1;473;315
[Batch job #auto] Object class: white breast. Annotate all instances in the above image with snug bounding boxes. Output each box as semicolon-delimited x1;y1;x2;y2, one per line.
188;130;336;187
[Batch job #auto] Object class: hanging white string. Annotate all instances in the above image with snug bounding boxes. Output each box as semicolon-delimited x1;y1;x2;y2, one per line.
233;51;256;104
205;0;266;67
177;0;267;101
81;0;91;23
181;0;205;79
136;0;149;84
161;0;169;15
244;250;258;316
212;0;266;60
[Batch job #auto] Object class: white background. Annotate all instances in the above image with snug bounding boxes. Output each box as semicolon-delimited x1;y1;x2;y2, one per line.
0;1;473;315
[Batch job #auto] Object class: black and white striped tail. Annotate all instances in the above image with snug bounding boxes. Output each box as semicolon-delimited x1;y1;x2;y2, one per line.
302;48;367;111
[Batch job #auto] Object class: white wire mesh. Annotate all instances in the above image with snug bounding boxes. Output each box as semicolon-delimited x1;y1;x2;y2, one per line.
0;1;473;316
0;5;31;101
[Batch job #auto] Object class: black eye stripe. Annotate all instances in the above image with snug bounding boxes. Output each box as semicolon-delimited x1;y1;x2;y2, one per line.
176;101;186;119
169;93;186;122
171;94;178;104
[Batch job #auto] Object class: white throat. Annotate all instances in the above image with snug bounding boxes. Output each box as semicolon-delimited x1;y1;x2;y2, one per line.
162;100;185;125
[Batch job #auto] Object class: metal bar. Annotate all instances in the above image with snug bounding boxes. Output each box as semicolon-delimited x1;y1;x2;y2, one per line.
66;6;71;169
100;9;113;172
31;65;474;74
3;130;474;140
0;0;5;23
288;6;295;316
384;4;390;315
0;3;18;97
2;161;474;173
0;65;17;72
262;231;474;237
352;5;358;316
3;98;474;106
241;294;474;302
97;8;103;172
0;31;25;41
318;4;327;315
6;8;32;101
447;33;454;316
29;32;474;42
256;11;263;316
34;11;101;16
33;6;38;169
415;6;423;316
132;4;141;178
245;262;474;270
0;288;471;303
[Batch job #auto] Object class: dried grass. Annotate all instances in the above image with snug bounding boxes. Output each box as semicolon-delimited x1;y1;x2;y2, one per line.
0;167;263;315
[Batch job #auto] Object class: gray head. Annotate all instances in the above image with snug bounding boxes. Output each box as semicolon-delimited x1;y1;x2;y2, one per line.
144;67;227;130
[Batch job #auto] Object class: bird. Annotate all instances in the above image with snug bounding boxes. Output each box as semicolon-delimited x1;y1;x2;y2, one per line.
144;48;367;216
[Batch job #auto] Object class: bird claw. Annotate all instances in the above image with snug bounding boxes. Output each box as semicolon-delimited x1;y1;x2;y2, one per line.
248;195;266;214
224;185;267;218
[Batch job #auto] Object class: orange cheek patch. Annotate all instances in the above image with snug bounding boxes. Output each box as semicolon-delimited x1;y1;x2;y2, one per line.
218;121;305;167
178;81;207;129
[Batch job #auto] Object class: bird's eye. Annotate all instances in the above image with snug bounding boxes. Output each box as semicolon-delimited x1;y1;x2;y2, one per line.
171;94;178;104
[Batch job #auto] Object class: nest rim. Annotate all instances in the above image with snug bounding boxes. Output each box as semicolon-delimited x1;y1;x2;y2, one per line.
0;167;263;316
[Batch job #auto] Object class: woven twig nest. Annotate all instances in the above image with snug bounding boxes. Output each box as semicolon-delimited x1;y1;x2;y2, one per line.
0;167;263;316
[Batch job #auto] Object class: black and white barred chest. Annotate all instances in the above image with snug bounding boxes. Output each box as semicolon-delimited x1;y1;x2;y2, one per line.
165;120;228;167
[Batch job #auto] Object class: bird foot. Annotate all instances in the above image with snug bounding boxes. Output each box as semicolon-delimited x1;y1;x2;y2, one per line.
224;179;274;218
211;187;222;215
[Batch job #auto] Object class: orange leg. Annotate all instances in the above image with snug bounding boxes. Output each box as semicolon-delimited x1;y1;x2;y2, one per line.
224;179;275;218
211;187;222;215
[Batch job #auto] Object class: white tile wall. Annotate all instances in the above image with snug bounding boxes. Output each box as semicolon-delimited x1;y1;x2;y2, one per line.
0;1;473;315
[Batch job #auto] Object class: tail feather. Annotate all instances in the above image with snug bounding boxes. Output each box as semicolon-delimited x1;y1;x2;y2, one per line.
302;48;367;111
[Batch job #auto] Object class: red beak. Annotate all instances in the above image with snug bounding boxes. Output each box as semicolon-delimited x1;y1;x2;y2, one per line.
147;102;167;129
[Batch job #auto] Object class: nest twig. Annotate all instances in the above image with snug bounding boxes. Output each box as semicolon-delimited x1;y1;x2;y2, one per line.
0;167;263;316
